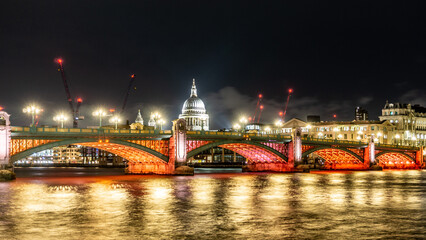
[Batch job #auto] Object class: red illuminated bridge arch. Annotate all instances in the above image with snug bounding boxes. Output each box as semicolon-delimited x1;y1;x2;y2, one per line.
10;138;169;164
375;151;417;169
186;140;288;164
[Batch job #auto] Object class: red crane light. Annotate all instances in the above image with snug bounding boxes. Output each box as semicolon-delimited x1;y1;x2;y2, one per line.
258;94;263;99
0;106;3;111
77;98;83;103
57;58;63;64
109;108;116;113
260;105;264;110
131;74;135;78
288;88;293;94
333;114;337;118
279;111;283;116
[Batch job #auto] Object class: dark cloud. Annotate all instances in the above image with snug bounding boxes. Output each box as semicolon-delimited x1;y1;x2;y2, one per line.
400;90;426;106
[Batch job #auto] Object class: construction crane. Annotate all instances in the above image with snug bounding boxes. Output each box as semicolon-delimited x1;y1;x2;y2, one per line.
121;74;136;113
55;58;83;128
257;105;264;123
281;88;293;122
252;94;263;123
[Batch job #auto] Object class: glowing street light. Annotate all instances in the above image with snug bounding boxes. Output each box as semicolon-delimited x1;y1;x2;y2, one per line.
275;119;283;134
233;123;241;131
151;112;162;129
395;134;401;145
264;126;271;133
53;113;68;128
23;105;42;126
93;109;107;127
158;119;165;130
333;127;340;139
239;116;248;132
109;116;121;129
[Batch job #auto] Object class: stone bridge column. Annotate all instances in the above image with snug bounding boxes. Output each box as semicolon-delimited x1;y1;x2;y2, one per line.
416;146;424;168
171;119;187;168
288;127;302;167
0;111;11;169
363;137;375;167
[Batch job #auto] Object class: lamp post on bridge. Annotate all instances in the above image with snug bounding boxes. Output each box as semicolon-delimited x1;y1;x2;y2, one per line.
109;116;121;130
93;109;107;128
275;119;283;134
53;113;68;128
239;117;248;133
395;134;401;145
23;105;42;127
233;123;241;132
158;119;165;130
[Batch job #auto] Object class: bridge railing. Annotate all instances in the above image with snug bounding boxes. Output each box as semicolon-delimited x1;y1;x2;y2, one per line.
301;136;365;145
301;136;419;150
11;126;172;136
186;130;292;141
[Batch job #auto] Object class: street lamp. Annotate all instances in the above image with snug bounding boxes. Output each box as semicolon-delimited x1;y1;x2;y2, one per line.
158;119;165;130
377;132;383;144
151;112;161;129
395;134;400;145
333;127;340;139
110;116;121;130
265;126;271;134
53;113;68;128
93;109;107;127
233;123;241;132
275;120;283;134
239;116;248;132
306;125;312;138
23;105;42;126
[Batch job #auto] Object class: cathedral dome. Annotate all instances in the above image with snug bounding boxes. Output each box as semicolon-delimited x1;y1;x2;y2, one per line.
179;79;209;131
181;79;206;114
182;96;206;114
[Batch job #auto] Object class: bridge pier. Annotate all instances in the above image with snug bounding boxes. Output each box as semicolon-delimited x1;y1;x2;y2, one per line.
363;138;375;168
416;146;424;168
171;119;193;175
0;111;11;169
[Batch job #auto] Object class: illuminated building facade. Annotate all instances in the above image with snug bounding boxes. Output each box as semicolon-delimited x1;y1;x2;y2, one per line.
179;79;209;131
53;145;82;163
379;102;426;146
281;118;397;144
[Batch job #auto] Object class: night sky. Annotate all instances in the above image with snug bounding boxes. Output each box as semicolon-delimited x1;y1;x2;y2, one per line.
1;1;425;129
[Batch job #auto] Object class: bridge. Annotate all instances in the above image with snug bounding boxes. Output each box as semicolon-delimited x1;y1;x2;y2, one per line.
1;114;423;174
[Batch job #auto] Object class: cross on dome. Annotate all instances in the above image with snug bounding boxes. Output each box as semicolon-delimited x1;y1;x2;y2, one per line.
191;78;197;97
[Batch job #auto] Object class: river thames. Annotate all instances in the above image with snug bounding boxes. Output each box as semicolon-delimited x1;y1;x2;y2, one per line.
0;168;425;239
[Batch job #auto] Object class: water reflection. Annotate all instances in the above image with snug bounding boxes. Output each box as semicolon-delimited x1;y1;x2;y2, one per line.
0;170;425;239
